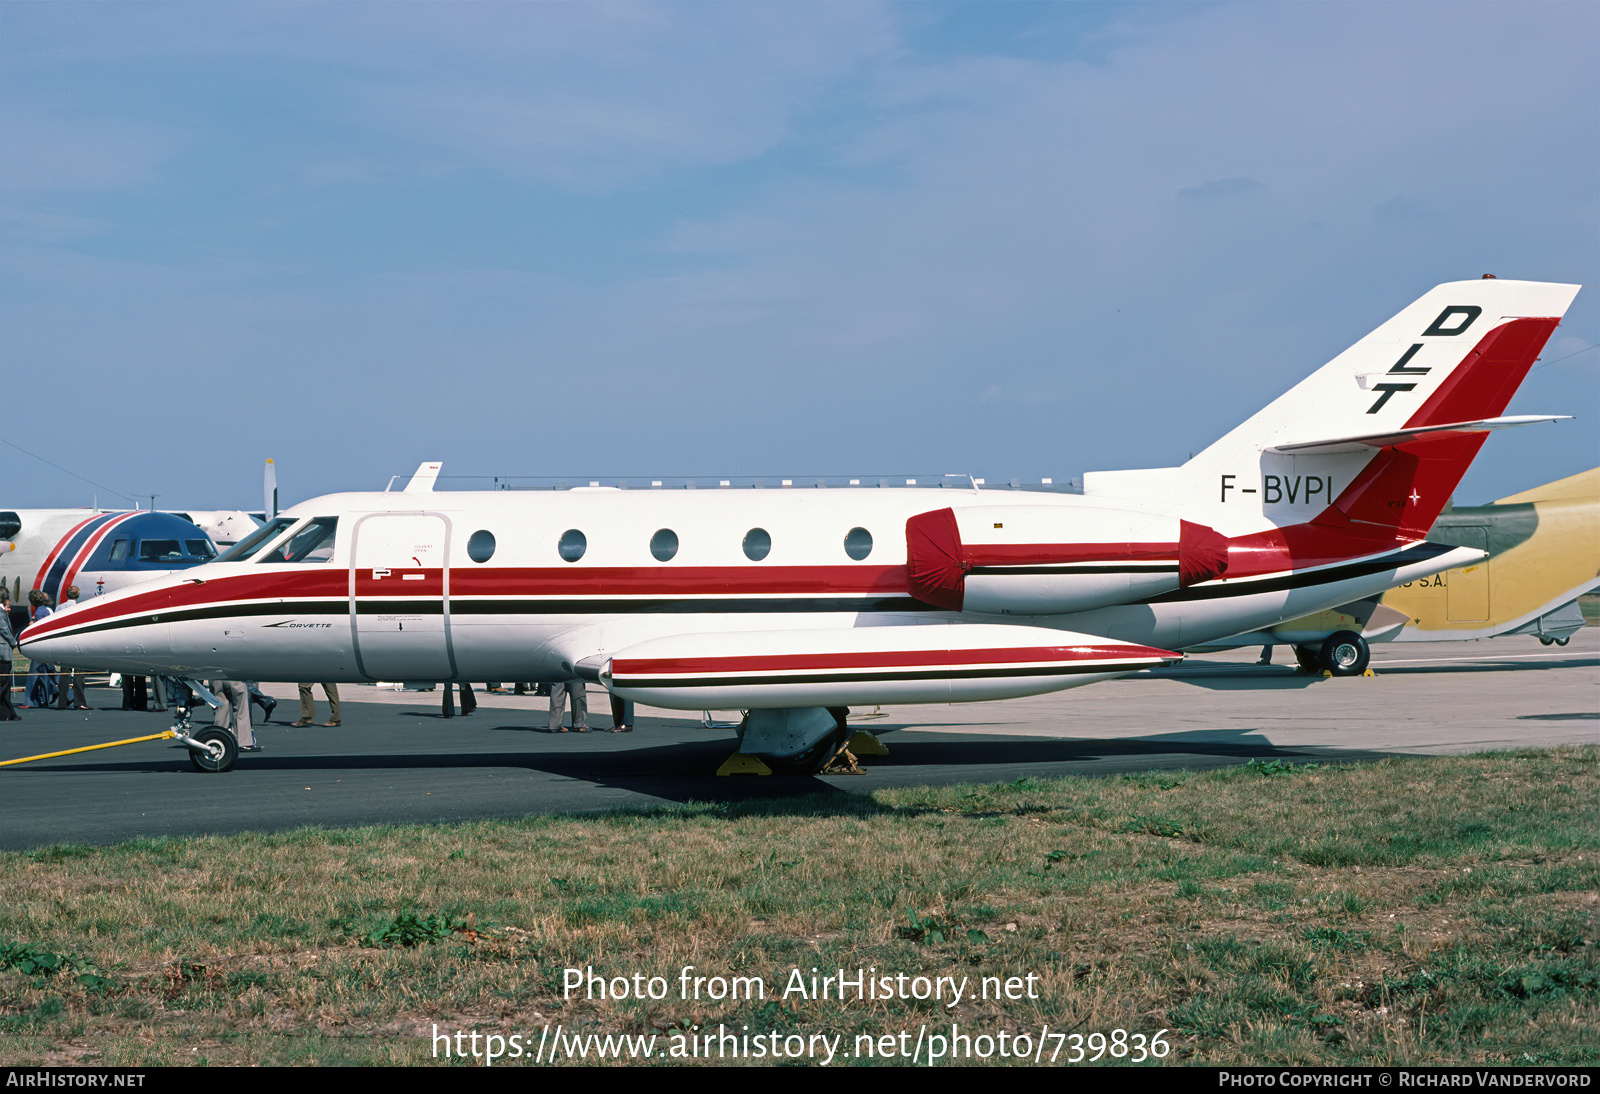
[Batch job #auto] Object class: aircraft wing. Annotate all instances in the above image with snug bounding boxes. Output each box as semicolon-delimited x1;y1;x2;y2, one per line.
589;623;1179;710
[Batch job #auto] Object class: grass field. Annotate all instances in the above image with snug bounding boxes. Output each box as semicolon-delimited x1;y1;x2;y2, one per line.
1;747;1595;1066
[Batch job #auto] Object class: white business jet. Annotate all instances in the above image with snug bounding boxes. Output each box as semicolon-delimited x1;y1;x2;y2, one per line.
21;279;1580;772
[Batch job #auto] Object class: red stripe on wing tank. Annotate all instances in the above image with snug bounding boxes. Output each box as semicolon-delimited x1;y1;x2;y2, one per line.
613;643;1178;677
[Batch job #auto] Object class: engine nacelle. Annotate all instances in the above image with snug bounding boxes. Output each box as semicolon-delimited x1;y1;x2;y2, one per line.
906;506;1229;614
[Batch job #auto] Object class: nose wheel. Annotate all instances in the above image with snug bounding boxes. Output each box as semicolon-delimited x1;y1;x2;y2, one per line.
186;727;237;773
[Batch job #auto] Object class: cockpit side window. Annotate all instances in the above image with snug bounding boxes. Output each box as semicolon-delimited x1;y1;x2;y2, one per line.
214;517;298;563
267;517;338;564
186;539;217;560
109;539;130;562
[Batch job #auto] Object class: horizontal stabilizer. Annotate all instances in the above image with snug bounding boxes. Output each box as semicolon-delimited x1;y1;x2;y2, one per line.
1269;415;1571;455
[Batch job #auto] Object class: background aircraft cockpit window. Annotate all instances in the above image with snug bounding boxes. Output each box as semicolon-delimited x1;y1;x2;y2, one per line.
558;529;586;563
466;530;495;563
267;517;338;563
844;527;873;560
109;539;129;562
743;528;772;561
214;517;298;563
186;540;217;560
137;540;185;562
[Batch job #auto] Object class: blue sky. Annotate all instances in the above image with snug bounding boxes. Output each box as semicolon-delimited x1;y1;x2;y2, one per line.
3;1;1595;510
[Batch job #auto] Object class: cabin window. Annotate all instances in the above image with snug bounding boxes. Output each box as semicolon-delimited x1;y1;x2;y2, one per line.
742;527;771;561
467;530;496;563
844;527;873;560
650;529;678;562
558;529;587;563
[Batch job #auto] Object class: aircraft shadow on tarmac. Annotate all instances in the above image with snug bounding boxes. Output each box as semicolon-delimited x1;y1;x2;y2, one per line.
1149;650;1598;690
12;726;1389;809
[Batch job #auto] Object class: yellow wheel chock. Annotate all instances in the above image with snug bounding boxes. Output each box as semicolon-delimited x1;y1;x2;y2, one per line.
846;731;888;756
716;753;774;777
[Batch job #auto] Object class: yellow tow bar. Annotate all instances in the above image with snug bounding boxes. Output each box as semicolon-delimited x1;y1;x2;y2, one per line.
0;730;180;768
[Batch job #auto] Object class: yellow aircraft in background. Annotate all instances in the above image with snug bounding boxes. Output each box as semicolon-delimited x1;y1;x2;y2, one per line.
1208;468;1600;674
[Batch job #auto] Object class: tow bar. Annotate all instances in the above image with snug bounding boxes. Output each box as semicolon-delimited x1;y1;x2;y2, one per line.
2;682;240;773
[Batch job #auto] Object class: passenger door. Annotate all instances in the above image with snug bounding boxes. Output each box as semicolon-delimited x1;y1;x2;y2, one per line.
350;513;456;681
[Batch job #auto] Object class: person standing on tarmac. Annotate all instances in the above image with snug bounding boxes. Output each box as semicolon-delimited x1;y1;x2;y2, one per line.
210;679;260;752
52;587;89;710
292;682;341;727
548;679;588;732
22;591;55;709
0;589;20;721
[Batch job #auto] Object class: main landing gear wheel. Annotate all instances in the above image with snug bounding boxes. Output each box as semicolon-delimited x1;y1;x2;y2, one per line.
188;728;237;773
1319;630;1371;677
1538;636;1571;647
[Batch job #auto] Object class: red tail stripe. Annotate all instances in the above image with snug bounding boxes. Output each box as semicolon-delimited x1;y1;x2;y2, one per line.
1405;317;1561;428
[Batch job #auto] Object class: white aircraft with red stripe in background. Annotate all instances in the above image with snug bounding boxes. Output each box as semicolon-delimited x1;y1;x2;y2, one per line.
21;278;1581;772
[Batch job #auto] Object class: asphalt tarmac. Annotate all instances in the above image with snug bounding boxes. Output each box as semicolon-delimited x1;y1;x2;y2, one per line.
2;631;1594;851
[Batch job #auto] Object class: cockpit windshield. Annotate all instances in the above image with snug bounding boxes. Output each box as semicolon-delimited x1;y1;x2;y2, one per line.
137;540;186;563
213;517;298;563
260;517;338;564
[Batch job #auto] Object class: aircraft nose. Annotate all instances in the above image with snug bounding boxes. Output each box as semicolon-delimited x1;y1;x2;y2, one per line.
22;621;172;673
19;631;75;666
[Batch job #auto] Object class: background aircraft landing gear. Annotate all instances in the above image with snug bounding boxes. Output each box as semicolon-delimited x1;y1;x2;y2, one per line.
187;728;237;773
1318;630;1371;676
1294;633;1371;675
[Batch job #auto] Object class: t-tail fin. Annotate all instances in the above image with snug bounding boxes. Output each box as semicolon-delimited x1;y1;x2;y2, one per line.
1087;279;1580;549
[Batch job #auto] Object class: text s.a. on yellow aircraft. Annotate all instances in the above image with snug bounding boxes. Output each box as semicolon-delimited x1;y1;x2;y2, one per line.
1210;467;1599;674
